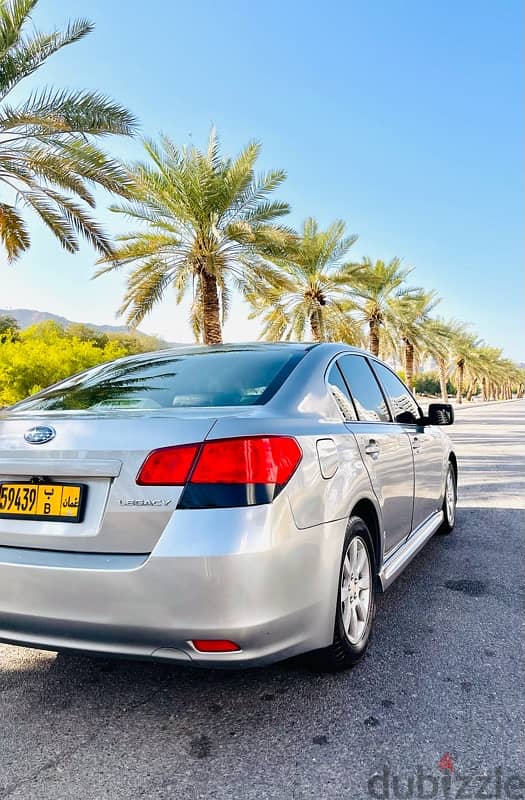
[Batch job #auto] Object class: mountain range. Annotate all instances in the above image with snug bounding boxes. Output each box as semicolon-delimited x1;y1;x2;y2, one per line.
0;308;140;336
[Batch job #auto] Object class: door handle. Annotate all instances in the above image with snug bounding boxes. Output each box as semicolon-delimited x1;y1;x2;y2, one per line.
364;440;380;459
412;435;422;454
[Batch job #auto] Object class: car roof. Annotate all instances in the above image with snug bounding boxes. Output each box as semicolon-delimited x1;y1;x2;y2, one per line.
132;341;370;357
160;342;316;354
100;341;372;371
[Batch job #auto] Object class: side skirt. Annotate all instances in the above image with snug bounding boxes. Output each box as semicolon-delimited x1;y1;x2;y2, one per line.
378;511;444;591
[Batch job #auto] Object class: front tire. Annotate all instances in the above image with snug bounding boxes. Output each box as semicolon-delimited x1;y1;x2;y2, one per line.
314;516;376;672
438;461;457;534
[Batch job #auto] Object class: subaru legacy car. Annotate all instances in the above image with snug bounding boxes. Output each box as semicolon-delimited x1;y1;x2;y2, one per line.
0;343;456;670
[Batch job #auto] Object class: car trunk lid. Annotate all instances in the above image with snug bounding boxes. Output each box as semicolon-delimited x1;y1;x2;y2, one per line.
0;412;218;554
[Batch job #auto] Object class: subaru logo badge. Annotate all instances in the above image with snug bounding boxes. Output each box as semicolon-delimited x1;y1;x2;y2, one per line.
24;426;56;445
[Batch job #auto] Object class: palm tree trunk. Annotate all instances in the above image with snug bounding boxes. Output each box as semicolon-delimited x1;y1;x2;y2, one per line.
437;356;448;401
310;311;322;342
368;321;380;356
466;380;475;402
199;268;223;345
456;362;464;404
481;376;487;401
404;339;415;389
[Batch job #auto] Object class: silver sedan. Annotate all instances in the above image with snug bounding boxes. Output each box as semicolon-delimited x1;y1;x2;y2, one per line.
0;343;457;670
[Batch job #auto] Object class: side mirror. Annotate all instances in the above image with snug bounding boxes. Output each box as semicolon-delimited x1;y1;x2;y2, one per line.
427;402;454;426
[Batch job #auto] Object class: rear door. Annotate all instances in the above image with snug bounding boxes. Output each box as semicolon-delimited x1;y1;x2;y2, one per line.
336;355;415;555
369;361;445;530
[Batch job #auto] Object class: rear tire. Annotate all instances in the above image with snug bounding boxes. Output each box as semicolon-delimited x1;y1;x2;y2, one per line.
313;516;376;672
438;461;457;535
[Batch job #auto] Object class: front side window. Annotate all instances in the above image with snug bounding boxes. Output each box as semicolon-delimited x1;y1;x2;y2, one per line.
10;348;306;412
327;362;357;420
337;356;391;423
371;361;421;424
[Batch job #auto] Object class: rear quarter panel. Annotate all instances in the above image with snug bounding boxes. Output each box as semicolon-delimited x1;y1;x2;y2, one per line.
208;415;381;542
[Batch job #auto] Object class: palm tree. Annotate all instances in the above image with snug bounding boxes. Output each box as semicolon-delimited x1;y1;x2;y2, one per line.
473;348;520;402
469;345;500;401
247;217;363;343
391;290;440;390
513;367;525;399
351;257;422;357
419;318;463;400
96;130;293;344
451;331;482;403
0;0;136;263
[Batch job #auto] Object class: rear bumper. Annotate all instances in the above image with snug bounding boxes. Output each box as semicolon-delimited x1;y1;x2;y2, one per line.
0;502;346;667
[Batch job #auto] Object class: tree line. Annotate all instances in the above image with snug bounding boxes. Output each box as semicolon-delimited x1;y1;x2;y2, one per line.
0;0;522;404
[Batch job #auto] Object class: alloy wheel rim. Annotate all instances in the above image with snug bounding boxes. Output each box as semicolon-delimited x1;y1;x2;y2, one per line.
340;536;372;645
446;469;456;525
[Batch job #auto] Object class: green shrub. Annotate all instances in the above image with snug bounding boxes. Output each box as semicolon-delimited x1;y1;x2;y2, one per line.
0;321;166;406
413;371;455;396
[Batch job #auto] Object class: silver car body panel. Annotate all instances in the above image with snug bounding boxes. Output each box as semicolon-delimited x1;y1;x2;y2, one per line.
349;422;415;554
0;342;455;665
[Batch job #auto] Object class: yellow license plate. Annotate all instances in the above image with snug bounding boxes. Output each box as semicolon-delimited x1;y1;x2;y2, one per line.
0;482;86;523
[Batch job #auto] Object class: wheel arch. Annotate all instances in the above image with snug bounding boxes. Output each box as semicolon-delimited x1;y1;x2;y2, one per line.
350;497;382;577
448;450;458;480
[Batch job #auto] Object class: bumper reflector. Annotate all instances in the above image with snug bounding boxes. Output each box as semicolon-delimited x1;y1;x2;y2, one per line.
192;639;241;653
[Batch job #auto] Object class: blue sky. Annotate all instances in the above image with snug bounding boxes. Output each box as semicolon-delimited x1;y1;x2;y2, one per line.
2;0;523;359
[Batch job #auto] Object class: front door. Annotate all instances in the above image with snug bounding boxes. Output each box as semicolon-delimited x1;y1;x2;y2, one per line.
408;426;445;528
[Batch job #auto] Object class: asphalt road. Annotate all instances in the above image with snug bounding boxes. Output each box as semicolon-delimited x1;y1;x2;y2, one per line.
1;400;524;799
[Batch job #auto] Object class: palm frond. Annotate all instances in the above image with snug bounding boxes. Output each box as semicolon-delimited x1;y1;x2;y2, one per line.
0;0;38;57
0;19;93;99
27;188;115;257
0;201;30;261
23;191;77;252
119;259;174;327
0;87;136;135
0;2;135;262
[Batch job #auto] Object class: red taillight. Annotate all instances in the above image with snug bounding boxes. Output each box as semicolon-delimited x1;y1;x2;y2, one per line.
192;639;241;653
136;436;301;487
191;436;301;484
136;443;199;485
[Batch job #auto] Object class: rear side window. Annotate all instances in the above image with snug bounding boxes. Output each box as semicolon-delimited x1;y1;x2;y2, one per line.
337;356;391;423
11;349;306;412
371;361;421;424
327;362;357;420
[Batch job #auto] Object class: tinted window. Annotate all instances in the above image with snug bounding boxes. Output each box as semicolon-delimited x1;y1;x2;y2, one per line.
12;349;305;411
338;356;391;422
372;362;421;424
327;363;357;420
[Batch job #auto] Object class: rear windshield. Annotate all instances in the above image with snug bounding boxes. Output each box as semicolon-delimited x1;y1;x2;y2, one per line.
10;348;306;412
